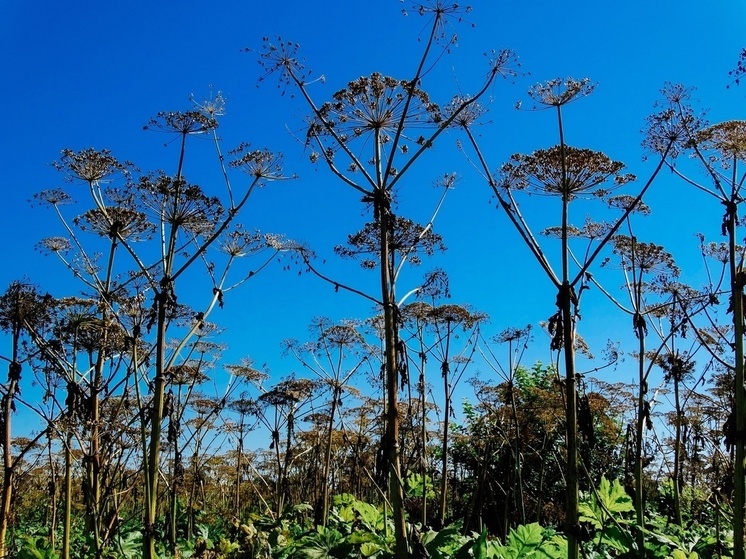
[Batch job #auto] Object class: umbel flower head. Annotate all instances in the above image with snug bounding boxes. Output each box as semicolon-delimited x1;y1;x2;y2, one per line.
144;110;217;135
523;77;595;109
611;235;680;278
73;206;154;242
53;148;133;184
228;143;287;180
499;145;635;200
698;120;746;161
444;94;486;129
137;174;223;236
309;72;442;152
643;84;706;159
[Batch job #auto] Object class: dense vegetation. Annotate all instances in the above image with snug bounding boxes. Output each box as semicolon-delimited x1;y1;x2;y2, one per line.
3;4;745;559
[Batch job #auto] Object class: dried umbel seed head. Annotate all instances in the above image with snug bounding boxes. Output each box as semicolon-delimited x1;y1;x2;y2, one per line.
229;144;286;180
698;120;746;160
444;95;486;128
525;77;595;108
611;235;679;277
144;110;217;134
74;206;154;241
310;73;442;148
53;148;133;184
500;145;634;200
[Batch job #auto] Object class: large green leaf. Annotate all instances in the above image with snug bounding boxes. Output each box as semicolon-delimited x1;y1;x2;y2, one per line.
422;524;466;558
505;523;544;556
293;526;345;559
15;536;59;559
597;477;634;515
486;524;566;559
579;476;633;529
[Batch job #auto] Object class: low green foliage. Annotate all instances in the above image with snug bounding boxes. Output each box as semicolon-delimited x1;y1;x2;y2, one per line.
7;481;736;558
13;536;60;559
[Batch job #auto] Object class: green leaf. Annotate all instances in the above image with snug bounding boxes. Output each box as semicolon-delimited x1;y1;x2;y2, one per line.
473;527;488;559
423;524;465;557
360;541;384;557
505;523;544;555
580;477;634;529
295;527;345;559
15;536;59;559
597;477;634;515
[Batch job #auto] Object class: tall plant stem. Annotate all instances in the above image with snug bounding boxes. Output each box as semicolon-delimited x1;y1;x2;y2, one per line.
729;185;745;559
379;195;407;559
634;317;647;556
321;386;340;526
560;281;579;559
556;102;580;559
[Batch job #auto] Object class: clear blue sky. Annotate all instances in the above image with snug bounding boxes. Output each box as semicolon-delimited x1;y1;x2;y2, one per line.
0;1;744;419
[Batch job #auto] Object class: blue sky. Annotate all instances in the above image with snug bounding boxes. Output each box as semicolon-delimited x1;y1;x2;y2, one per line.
1;1;744;425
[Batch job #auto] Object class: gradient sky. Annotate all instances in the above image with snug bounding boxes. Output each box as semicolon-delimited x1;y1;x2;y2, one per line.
1;1;744;427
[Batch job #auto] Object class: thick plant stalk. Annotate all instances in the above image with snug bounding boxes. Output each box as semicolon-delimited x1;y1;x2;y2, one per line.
559;281;579;559
321;386;341;526
0;356;20;559
672;358;683;526
633;314;646;556
63;431;73;559
379;198;408;559
143;295;169;559
438;341;451;526
729;201;745;559
417;334;428;525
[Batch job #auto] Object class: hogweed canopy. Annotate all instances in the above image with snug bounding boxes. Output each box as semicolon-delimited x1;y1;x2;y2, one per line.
334;216;446;269
406;1;474;40
218;228;266;258
499;145;635;200
137;174;223;236
38;236;72;255
607;195;652;216
255;37;307;90
144;110;217;135
444;94;486;128
34;188;74;207
542;217;612;240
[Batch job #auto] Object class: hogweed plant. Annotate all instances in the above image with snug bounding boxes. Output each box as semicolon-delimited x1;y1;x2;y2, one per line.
604;236;681;538
254;4;516;556
34;94;290;559
475;324;534;530
454;77;681;559
282;318;372;527
253;377;318;518
0;282;56;559
651;82;746;559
